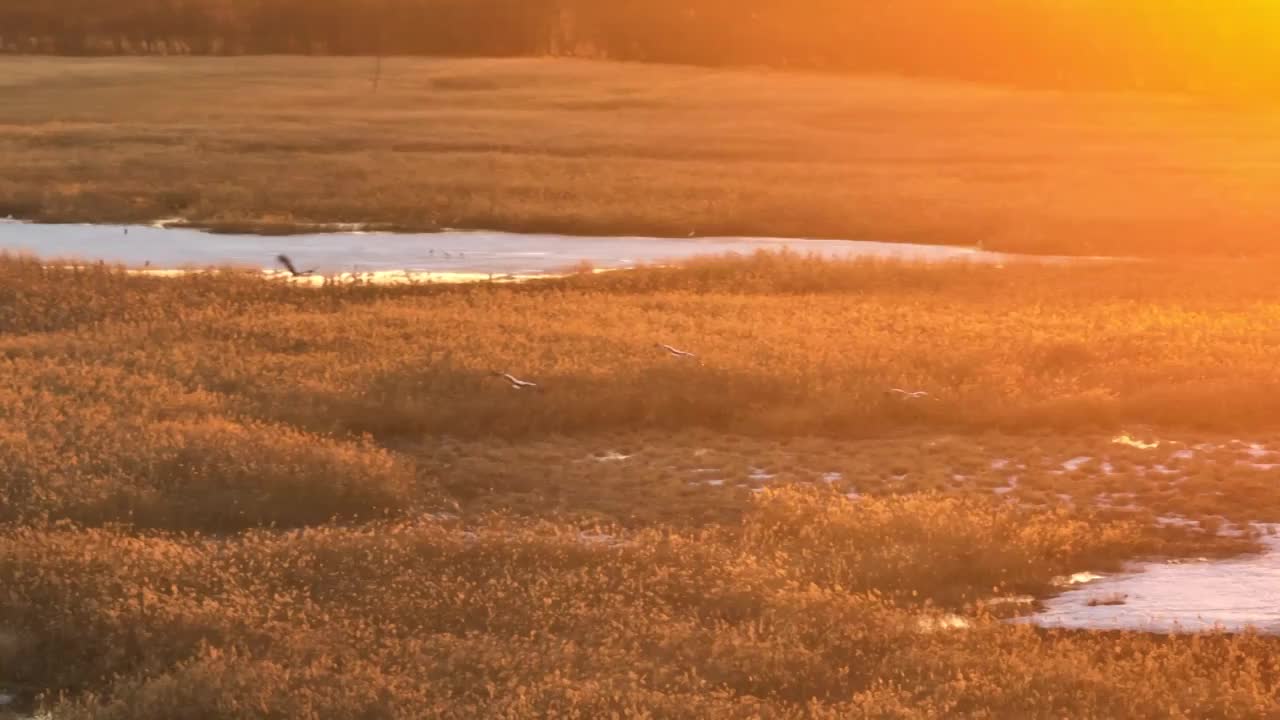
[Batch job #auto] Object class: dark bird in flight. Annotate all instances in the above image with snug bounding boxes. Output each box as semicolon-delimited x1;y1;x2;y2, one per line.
657;343;697;360
493;371;539;390
276;254;317;277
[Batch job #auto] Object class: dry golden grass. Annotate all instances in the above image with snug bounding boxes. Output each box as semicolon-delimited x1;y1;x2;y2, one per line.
4;57;1280;255
4;253;1280;715
6;253;1280;525
7;492;1280;719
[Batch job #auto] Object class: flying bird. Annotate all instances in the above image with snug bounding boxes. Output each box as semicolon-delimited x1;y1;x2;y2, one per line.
886;388;932;400
1112;434;1160;450
276;254;317;277
493;371;539;390
657;343;697;359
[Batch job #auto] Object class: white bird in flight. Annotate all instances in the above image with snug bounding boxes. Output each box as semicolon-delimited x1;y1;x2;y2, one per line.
658;343;697;359
886;388;932;400
1112;434;1160;450
493;371;539;390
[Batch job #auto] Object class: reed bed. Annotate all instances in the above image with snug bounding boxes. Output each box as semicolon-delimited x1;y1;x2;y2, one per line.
3;253;1280;716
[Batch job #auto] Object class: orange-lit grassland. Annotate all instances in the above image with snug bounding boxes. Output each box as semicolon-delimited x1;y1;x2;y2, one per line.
3;253;1280;715
4;56;1280;256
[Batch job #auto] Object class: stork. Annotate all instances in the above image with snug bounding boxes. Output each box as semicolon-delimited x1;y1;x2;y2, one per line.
657;343;697;360
493;371;539;390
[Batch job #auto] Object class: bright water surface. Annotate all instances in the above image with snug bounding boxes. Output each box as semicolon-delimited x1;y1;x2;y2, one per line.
1024;527;1280;634
0;219;1073;275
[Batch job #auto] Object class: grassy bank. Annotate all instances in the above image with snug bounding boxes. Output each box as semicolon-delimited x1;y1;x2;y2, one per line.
5;253;1280;715
4;57;1280;255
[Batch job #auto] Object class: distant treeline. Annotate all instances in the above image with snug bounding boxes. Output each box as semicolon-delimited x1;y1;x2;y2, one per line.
2;0;1277;93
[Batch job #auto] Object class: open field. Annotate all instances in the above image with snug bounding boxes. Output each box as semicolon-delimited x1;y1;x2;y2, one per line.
4;252;1280;715
4;57;1280;256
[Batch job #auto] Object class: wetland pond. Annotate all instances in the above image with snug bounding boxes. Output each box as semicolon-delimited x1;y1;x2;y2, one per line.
1022;527;1280;635
0;219;1091;281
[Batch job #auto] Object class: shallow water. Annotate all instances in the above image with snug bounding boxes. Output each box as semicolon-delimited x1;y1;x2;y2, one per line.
0;219;1081;276
1024;526;1280;634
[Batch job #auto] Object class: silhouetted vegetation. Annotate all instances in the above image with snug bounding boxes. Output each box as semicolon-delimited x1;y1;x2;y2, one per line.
3;1;1279;96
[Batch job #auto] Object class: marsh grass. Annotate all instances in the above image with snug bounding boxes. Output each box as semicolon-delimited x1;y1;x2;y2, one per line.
4;253;1280;715
8;253;1280;445
5;57;1280;256
5;490;1279;719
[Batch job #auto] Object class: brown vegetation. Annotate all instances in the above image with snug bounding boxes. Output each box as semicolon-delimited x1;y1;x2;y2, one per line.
4;253;1280;715
4;57;1280;256
7;491;1280;719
